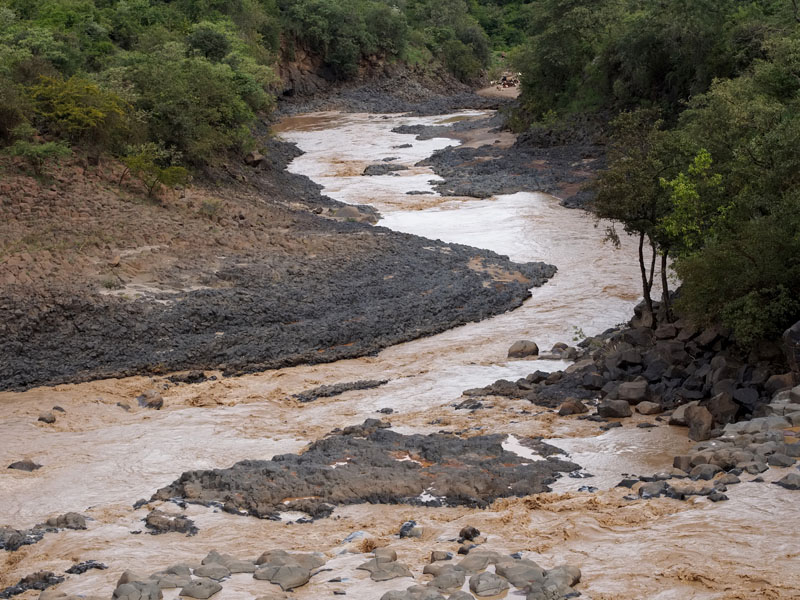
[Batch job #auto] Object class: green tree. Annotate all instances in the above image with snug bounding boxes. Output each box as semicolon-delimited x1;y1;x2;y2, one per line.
121;142;189;198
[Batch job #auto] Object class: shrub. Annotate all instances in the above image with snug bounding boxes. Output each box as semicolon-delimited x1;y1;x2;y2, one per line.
122;142;189;197
29;75;130;151
5;123;72;175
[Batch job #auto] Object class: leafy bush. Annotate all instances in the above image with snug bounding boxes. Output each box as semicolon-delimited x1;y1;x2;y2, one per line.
5;123;72;175
122;142;189;197
29;75;130;151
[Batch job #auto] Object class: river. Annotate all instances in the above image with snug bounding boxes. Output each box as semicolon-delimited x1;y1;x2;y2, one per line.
0;110;797;600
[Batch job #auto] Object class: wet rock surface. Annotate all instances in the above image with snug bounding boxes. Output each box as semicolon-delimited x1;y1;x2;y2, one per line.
402;114;604;207
0;572;64;599
0;513;87;552
292;379;389;403
153;420;579;517
143;509;198;536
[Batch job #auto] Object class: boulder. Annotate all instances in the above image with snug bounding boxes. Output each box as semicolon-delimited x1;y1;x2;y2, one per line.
766;373;795;395
701;393;739;425
193;564;230;581
430;551;452;563
783;320;800;373
456;551;501;574
375;548;398;563
618;379;649;404
774;472;800;490
690;464;721;480
429;567;465;590
179;579;221;599
581;372;605;390
685;405;714;441
356;559;412;582
558;399;588;416
244;151;265;167
636;401;662;415
508;340;539;358
38;411;56;424
791;385;800;404
253;565;311;590
495;559;545;588
597;400;632;418
469;572;509;597
733;388;760;411
8;459;42;471
767;453;796;467
112;581;162;600
668;401;699;426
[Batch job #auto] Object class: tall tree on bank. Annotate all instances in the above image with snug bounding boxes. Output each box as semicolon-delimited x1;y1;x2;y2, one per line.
592;110;689;324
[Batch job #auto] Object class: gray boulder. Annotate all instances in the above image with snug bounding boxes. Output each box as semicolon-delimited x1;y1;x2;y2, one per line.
253;565;311;590
112;581;162;600
685;405;714;441
636;401;662;415
774;472;800;490
618;379;649;404
193;564;229;581
597;400;632;418
558;399;588;416
179;578;222;599
357;559;412;582
508;340;539;358
469;572;509;597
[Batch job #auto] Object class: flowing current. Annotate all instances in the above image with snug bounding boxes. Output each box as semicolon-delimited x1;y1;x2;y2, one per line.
1;111;798;599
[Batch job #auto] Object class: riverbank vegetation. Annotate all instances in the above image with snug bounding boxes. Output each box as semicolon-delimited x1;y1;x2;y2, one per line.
511;0;800;345
0;0;493;177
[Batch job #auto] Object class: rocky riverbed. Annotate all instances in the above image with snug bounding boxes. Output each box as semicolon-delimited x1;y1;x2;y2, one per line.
2;97;800;600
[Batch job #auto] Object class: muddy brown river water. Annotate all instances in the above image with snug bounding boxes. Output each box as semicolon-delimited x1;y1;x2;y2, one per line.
1;111;798;599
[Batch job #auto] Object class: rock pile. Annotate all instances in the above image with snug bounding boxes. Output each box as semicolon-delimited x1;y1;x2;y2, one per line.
152;420;579;519
470;314;797;434
381;550;581;600
107;549;326;599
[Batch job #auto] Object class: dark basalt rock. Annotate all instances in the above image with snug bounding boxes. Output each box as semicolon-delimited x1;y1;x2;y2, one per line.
65;560;108;575
152;421;579;517
293;380;389;403
0;572;64;599
144;510;198;536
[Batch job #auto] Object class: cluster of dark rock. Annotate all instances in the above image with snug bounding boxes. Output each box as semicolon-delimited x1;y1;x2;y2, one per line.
397;114;604;207
292;379;389;403
143;509;198;537
0;513;86;552
476;311;797;427
152;419;578;520
0;572;64;599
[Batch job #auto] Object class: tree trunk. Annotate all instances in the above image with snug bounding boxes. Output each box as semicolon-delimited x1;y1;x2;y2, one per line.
638;231;654;324
661;250;672;321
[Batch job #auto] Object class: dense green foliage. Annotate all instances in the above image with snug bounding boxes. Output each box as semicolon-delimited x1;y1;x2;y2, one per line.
0;0;501;172
531;0;800;344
